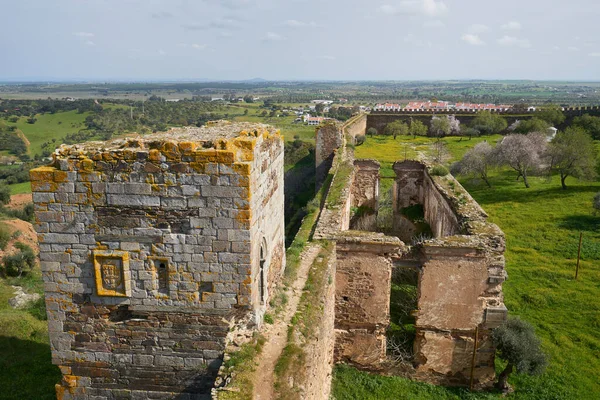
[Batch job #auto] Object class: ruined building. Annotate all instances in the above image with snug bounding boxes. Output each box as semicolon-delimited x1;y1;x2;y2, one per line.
31;122;285;399
314;117;507;388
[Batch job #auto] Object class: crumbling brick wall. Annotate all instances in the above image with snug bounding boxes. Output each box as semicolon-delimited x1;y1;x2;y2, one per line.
351;160;380;211
31;122;284;399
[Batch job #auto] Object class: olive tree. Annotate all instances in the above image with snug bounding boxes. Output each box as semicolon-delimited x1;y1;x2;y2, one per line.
548;127;597;189
367;127;378;137
471;110;508;134
451;141;494;187
492;317;548;392
409;120;428;138
429;115;451;137
493;133;547;188
384;120;409;139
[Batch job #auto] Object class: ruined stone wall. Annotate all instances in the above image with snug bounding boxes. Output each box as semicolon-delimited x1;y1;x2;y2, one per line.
351;160;380;210
299;246;337;400
31;123;284;399
249;134;285;322
315;123;343;191
344;113;367;143
392;161;459;238
333;234;404;369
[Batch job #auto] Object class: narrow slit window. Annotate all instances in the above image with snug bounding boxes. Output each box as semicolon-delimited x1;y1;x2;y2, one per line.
153;259;169;295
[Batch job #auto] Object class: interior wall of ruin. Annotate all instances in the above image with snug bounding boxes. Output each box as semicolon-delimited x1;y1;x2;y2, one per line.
315;123;343;191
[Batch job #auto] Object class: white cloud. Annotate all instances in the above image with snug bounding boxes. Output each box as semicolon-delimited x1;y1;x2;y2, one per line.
264;32;285;41
283;19;317;28
469;24;489;34
85;40;95;46
501;21;521;30
589;52;600;57
422;0;448;16
462;34;485;46
192;43;208;50
158;49;166;56
568;46;580;52
74;32;94;38
319;55;336;61
379;0;448;17
423;19;445;28
553;46;560;50
497;35;531;48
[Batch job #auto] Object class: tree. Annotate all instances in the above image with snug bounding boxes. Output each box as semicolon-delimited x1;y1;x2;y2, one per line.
243;95;254;103
494;133;547;188
430;115;451;137
461;127;480;141
548;127;597;189
537;105;565;126
515;117;550;134
367;127;377;137
409;120;428;138
0;184;11;205
384;120;409;139
492;317;548;392
315;103;325;115
448;114;461;135
593;192;600;215
471;111;508;135
451;142;494;187
572;114;600;140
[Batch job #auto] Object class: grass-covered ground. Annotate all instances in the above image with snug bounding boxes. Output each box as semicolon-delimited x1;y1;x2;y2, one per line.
334;134;600;399
0;271;61;400
12;110;90;157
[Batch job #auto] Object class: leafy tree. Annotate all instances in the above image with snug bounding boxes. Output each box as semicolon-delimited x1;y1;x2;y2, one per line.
537;105;565;126
384;120;409;139
315;103;325;115
593;192;600;215
492;317;548;392
355;135;366;146
515;117;550;134
409;120;428;138
367;127;377;137
451;142;494;187
548;127;597;189
0;184;11;205
572;114;600;140
461;127;480;141
429;115;451;137
494;133;547;188
471;111;508;134
243;95;254;103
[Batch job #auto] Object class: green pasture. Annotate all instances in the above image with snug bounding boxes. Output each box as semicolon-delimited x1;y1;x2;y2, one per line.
334;134;600;399
11;110;90;157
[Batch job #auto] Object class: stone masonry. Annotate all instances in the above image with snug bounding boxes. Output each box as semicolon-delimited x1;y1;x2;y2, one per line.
31;121;285;400
314;115;507;390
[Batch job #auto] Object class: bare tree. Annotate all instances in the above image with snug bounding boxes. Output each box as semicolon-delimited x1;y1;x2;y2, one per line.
493;133;547;188
548;127;597;189
451;141;495;187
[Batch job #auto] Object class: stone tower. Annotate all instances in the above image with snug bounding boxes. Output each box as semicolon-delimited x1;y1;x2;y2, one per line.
31;121;285;399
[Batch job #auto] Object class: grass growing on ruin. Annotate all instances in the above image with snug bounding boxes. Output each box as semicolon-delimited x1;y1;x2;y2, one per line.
333;134;600;399
274;242;334;399
218;333;267;400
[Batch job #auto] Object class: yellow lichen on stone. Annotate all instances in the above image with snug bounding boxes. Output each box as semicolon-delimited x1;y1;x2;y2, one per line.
148;149;162;162
178;141;197;153
232;162;251;176
53;170;69;183
30;166;57;182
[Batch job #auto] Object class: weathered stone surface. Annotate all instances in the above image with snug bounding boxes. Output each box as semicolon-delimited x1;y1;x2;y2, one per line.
31;122;285;399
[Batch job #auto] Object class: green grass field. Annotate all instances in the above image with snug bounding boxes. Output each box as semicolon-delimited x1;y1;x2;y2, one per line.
334;134;600;399
11;110;91;157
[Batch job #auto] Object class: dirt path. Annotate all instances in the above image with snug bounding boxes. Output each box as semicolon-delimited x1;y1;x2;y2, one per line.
253;244;321;400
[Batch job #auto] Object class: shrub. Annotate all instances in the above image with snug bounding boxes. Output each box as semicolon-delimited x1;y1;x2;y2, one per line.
355;134;366;146
0;224;10;250
0;184;11;205
1;242;36;277
594;192;600;215
430;165;449;176
264;313;274;324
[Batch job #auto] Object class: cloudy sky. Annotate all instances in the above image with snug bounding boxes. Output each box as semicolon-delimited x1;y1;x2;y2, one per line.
2;0;600;81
